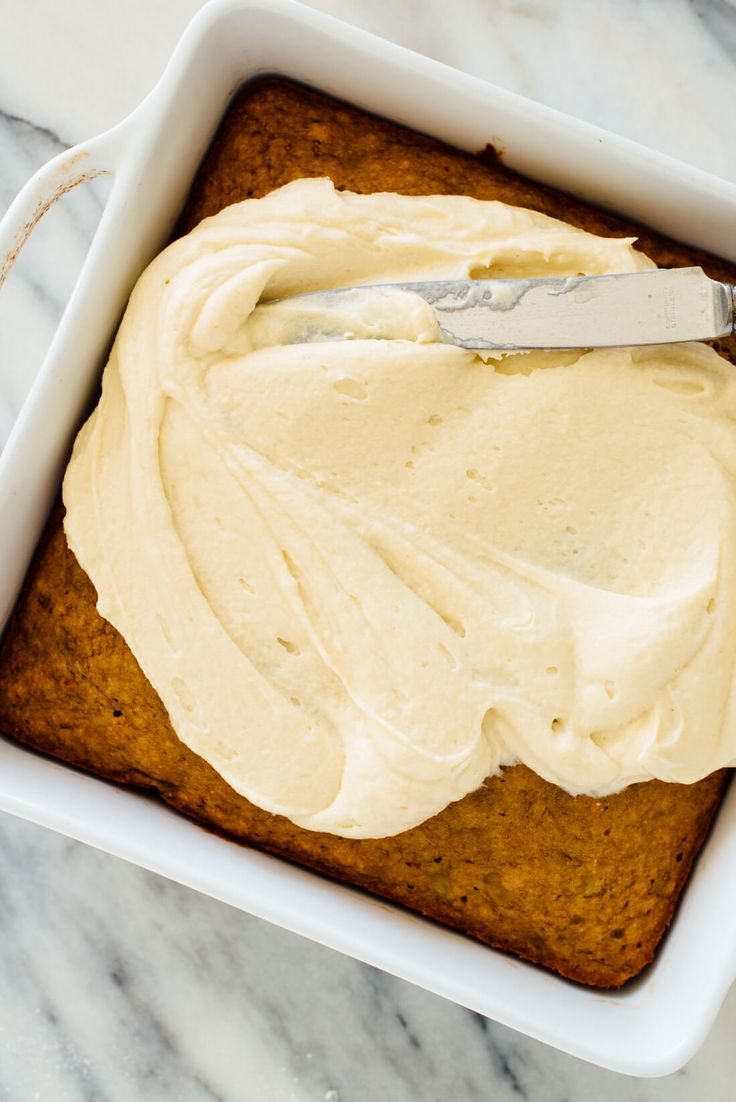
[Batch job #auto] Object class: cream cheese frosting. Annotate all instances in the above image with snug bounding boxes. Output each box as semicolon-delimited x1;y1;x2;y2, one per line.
63;178;736;838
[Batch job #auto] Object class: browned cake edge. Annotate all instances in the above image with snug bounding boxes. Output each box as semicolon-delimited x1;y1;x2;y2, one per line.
0;78;731;990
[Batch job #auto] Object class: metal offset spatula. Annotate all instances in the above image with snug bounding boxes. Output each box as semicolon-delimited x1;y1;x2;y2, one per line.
269;266;734;351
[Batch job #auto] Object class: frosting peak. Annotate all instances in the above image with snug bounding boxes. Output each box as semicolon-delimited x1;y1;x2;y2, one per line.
63;179;736;837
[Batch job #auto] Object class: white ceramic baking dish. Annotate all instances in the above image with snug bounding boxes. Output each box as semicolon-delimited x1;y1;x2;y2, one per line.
1;0;735;1076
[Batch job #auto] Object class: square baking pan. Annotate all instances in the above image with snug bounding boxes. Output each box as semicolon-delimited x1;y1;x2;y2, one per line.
1;0;735;1076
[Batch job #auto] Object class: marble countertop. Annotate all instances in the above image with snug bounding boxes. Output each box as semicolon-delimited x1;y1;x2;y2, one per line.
2;0;736;1097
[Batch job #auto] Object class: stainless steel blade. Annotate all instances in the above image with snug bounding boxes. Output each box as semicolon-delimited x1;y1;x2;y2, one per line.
268;267;734;351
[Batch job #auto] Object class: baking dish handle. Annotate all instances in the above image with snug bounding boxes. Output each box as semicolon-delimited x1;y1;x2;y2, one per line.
0;119;142;634
0;127;125;292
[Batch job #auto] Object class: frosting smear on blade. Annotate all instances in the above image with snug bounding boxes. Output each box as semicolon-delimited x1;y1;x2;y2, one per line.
63;179;736;837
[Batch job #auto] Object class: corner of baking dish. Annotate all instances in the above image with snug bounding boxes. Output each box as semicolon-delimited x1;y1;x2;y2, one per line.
1;0;735;1076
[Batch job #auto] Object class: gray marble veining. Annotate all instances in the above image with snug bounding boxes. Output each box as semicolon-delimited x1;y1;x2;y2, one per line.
2;0;736;1097
0;812;735;1102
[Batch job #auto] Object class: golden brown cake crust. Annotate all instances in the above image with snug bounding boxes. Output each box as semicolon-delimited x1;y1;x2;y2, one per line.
0;78;731;989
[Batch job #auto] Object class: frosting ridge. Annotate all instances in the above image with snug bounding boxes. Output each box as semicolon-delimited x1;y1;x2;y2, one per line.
63;179;736;837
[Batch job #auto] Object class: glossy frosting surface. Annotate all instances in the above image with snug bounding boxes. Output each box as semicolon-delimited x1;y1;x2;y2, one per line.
64;179;736;837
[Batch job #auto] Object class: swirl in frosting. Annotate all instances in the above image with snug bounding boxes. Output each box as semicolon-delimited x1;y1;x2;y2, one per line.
63;179;736;837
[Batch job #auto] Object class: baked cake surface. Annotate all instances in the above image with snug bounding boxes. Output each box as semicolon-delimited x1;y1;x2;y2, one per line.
0;78;730;988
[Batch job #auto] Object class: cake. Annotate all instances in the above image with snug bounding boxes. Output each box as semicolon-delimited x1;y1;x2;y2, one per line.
0;78;730;988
